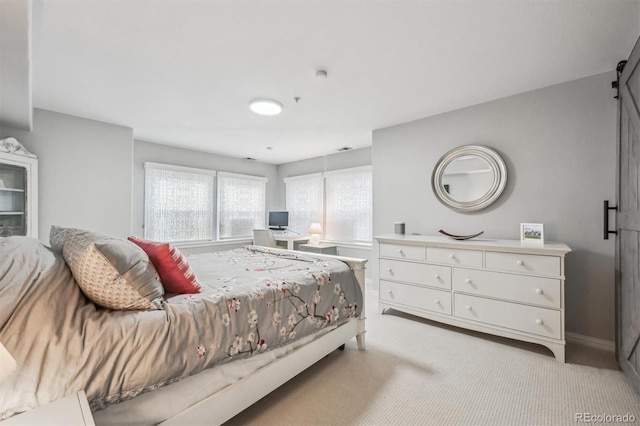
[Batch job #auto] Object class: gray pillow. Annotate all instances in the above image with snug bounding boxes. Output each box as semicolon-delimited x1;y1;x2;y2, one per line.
62;231;165;311
49;225;85;252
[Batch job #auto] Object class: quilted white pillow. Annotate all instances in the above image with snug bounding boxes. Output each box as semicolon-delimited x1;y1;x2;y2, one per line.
63;232;164;311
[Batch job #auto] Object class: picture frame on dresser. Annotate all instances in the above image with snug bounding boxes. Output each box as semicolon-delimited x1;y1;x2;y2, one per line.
521;223;544;245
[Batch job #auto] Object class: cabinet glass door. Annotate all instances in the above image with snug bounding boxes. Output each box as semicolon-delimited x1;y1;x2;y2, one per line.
0;163;27;236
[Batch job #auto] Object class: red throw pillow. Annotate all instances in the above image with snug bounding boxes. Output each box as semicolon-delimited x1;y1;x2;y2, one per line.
128;236;201;294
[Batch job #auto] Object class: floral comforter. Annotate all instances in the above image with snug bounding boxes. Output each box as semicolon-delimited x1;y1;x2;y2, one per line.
0;237;362;419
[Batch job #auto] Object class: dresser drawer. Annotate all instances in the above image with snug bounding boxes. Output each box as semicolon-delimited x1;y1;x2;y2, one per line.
486;251;560;276
379;243;425;261
380;259;451;289
426;247;483;268
453;269;561;309
454;294;561;339
380;280;451;315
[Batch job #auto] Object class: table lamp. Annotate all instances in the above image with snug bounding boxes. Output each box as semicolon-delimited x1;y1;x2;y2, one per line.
0;341;16;383
308;223;323;245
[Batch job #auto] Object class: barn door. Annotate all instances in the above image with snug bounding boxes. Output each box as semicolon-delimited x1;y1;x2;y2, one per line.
617;36;640;393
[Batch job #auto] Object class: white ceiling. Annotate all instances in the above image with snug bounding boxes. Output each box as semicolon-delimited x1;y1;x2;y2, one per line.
30;0;640;164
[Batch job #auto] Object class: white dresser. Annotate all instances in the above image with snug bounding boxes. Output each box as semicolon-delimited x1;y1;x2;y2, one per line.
375;234;571;362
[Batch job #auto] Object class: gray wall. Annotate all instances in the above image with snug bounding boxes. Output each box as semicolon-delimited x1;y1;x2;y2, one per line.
372;72;617;341
133;140;279;238
0;108;133;241
0;112;282;248
0;0;32;131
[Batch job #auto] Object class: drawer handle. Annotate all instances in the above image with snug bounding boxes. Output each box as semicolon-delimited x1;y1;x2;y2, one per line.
516;259;524;266
434;299;440;305
398;249;404;256
464;278;472;284
387;268;393;273
449;254;456;260
535;288;544;295
465;305;472;311
536;319;544;325
434;274;440;280
387;289;393;295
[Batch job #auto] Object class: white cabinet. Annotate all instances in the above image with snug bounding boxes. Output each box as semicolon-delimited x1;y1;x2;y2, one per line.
0;152;38;238
1;391;95;425
299;243;338;255
375;234;571;362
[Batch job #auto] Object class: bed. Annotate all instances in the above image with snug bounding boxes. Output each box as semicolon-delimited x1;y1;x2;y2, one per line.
0;230;366;425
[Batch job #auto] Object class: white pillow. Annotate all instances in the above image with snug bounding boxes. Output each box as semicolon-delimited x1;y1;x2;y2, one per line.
63;231;164;311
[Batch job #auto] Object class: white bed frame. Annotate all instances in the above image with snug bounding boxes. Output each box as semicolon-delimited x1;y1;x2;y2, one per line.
158;251;367;426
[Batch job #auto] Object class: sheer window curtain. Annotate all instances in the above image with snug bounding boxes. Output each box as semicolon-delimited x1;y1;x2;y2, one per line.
325;167;372;243
144;163;215;242
285;174;323;235
218;172;267;239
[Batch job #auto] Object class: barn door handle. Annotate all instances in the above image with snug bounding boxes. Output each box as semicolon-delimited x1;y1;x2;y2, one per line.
603;200;618;240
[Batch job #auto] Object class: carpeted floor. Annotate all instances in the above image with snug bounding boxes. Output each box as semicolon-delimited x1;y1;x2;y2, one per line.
226;291;640;425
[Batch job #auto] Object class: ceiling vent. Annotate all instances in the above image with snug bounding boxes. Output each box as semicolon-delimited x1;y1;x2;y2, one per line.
336;146;353;152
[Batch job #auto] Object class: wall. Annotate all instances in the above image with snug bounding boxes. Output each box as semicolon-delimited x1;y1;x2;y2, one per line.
277;147;373;279
133;140;279;242
372;72;617;342
0;0;32;131
276;146;372;205
0;113;281;250
0;108;133;241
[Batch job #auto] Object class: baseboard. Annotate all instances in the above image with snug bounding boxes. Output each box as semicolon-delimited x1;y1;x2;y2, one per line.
566;332;615;352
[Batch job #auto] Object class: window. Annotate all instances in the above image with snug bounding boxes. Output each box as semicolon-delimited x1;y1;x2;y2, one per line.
325;167;372;242
284;166;372;243
144;164;268;243
144;163;216;242
284;173;323;235
217;172;267;239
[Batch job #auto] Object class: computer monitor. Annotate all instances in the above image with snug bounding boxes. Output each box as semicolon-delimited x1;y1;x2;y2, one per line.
268;211;289;230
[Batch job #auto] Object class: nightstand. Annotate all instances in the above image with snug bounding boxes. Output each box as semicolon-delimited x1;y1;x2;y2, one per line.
299;243;337;255
2;391;95;425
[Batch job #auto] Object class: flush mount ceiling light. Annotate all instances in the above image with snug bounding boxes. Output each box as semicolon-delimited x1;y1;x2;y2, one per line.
249;99;283;116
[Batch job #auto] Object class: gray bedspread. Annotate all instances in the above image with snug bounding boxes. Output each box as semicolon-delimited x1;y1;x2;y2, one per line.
0;237;362;419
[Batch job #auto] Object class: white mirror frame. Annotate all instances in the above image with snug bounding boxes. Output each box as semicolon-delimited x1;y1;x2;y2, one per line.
431;145;507;212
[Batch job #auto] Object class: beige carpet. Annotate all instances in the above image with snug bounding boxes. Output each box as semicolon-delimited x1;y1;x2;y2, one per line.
226;292;640;425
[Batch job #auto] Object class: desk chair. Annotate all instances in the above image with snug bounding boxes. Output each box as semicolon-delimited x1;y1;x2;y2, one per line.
253;229;277;248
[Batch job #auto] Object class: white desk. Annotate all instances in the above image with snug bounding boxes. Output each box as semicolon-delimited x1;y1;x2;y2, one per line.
273;233;309;250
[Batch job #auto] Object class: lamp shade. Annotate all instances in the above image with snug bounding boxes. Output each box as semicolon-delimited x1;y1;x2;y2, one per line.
309;223;323;245
308;223;323;234
0;341;16;384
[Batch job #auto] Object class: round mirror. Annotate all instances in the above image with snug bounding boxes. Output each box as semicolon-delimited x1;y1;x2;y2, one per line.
431;145;507;212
